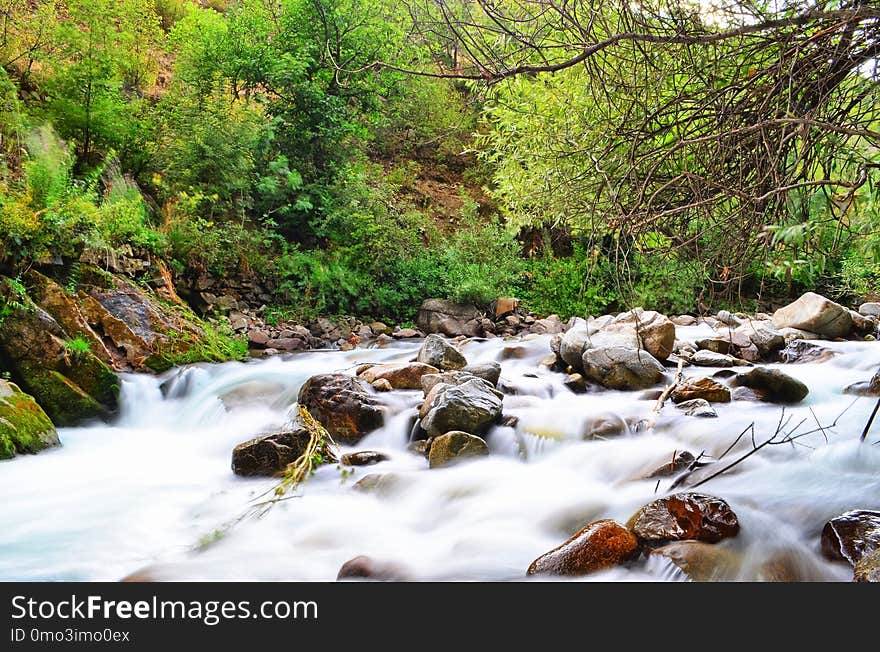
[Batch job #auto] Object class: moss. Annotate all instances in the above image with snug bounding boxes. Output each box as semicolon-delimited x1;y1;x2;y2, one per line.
63;353;120;409
145;322;248;371
18;367;107;426
0;380;59;460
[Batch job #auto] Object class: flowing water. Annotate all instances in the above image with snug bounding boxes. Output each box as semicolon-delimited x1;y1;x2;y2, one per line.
2;325;879;582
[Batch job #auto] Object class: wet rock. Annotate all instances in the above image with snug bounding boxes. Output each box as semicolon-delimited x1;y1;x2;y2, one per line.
371;378;393;392
500;345;529;360
650;541;741;581
416;299;481;337
359;362;439;390
337;556;410;581
771;292;852;338
671;315;697;326
859;302;880;318
341;451;389;466
779;340;835;364
392;328;420;339
0;379;59;460
420;378;503;437
461;362;501;387
731;367;808;404
527;520;639;576
406;439;431;458
559;325;592;371
691;350;738;367
671;377;731;404
854;549;880;582
647;451;696;478
582;347;667;390
629;493;740;544
696;338;731;355
820;510;880;566
564;373;589;394
675;398;718;418
778;327;820;343
231;429;313;476
353;473;400;494
297;374;384;444
417;334;467;371
583;412;629;440
428;431;490;468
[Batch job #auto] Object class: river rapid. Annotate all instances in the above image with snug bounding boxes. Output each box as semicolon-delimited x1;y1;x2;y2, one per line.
2;324;879;581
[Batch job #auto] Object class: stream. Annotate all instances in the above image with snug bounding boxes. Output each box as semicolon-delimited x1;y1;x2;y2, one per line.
2;325;879;581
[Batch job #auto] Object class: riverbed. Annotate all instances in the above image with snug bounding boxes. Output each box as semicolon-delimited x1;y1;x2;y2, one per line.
2;325;879;581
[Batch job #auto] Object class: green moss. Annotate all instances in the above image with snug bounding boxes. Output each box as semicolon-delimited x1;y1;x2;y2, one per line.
0;380;59;460
18;367;107;426
63;353;120;409
145;323;248;372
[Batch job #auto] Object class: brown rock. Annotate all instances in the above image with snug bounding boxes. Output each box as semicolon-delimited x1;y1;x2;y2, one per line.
359;362;439;390
337;556;410;581
341;451;389;467
297;374;384;444
495;297;519;318
671;377;731;404
527;519;639;576
428;431;489;468
820;509;880;566
231;430;315;476
646;451;696;478
854;549;880;582
629;493;740;544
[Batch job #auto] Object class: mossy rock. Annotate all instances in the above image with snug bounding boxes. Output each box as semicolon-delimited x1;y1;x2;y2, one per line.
0;379;59;460
16;367;109;425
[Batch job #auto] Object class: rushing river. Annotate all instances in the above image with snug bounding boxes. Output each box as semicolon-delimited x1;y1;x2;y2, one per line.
2;325;880;581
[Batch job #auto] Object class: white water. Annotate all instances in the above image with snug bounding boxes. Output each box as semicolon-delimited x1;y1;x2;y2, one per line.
2;327;879;581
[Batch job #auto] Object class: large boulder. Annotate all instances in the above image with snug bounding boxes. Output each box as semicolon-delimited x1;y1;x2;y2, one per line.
771;292;852;338
527;520;639;577
231;429;313;476
582;347;667;390
0;379;60;460
417;334;467;371
297;374;384;444
0;278;119;425
428;431;490;468
610;308;676;360
420;377;503;438
358;362;439;390
731;367;808;404
628;493;740;544
820;510;880;566
416;299;481;337
671;377;731;404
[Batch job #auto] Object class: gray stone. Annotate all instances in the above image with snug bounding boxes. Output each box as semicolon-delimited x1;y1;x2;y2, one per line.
582;346;667;390
772;292;852;338
417;334;467;370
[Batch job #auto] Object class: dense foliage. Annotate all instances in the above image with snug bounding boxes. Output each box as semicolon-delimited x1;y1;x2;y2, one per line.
0;1;878;322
